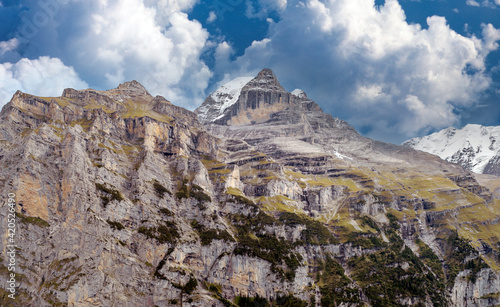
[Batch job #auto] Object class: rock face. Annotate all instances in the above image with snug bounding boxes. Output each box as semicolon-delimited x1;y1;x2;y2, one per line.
404;124;500;176
0;71;499;306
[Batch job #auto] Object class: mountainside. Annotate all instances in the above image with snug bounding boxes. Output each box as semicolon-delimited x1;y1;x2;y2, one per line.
0;69;499;306
404;124;500;176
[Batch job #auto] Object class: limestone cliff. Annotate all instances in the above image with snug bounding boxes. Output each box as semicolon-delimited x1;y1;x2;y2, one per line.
0;71;498;306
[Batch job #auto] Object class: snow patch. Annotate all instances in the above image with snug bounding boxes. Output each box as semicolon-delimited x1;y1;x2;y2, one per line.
210;76;254;115
292;88;306;98
404;124;500;174
333;150;352;160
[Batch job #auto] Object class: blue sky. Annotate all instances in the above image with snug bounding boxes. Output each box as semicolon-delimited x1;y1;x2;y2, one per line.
0;0;499;144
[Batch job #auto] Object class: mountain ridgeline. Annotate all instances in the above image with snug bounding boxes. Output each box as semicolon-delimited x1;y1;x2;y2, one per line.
0;69;499;306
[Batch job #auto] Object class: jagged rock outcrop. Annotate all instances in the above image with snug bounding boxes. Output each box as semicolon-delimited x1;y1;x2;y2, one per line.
0;71;498;306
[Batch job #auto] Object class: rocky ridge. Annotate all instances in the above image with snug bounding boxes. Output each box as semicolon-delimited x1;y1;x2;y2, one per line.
0;70;498;306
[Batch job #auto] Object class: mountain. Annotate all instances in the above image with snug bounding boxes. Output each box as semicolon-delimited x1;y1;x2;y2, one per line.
195;68;318;126
197;69;463;174
404;124;500;176
0;69;499;306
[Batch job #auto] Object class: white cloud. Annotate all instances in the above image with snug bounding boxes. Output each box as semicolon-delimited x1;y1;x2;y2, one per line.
481;23;500;52
207;11;217;23
466;0;499;7
65;0;212;109
0;56;88;106
0;38;18;57
214;42;234;71
144;0;199;27
10;0;212;109
222;0;500;143
466;0;480;6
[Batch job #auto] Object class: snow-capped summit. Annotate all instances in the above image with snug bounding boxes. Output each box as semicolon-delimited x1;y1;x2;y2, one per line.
292;89;307;99
194;76;253;123
403;124;500;175
195;69;315;125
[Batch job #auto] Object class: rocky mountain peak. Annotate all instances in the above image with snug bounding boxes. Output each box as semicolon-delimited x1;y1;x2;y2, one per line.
117;80;150;94
242;68;285;92
195;69;316;125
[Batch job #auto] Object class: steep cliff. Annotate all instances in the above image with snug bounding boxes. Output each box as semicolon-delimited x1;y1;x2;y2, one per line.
0;71;498;306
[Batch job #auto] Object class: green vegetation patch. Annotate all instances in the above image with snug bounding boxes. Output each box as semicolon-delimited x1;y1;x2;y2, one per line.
318;255;362;306
191;220;234;246
279;212;338;245
95;183;124;207
233;295;308;307
229;211;303;281
43;256;84;295
206;282;235;307
121;100;173;123
138;221;179;244
234;295;268;307
153;180;171;198
176;180;211;204
257;195;297;213
107;219;125;230
16;212;50;228
347;237;447;306
0;285;32;306
444;230;489;285
226;189;257;209
360;215;380;232
172;275;198;295
69;118;93;132
345;232;385;249
416;239;445;281
159;208;174;217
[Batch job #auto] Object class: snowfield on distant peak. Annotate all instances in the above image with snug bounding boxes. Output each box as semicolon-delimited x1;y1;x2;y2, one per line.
404;124;500;174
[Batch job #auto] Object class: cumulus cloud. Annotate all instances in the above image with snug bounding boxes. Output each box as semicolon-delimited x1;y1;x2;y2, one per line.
65;0;211;108
5;0;212;109
222;0;500;143
0;56;88;105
